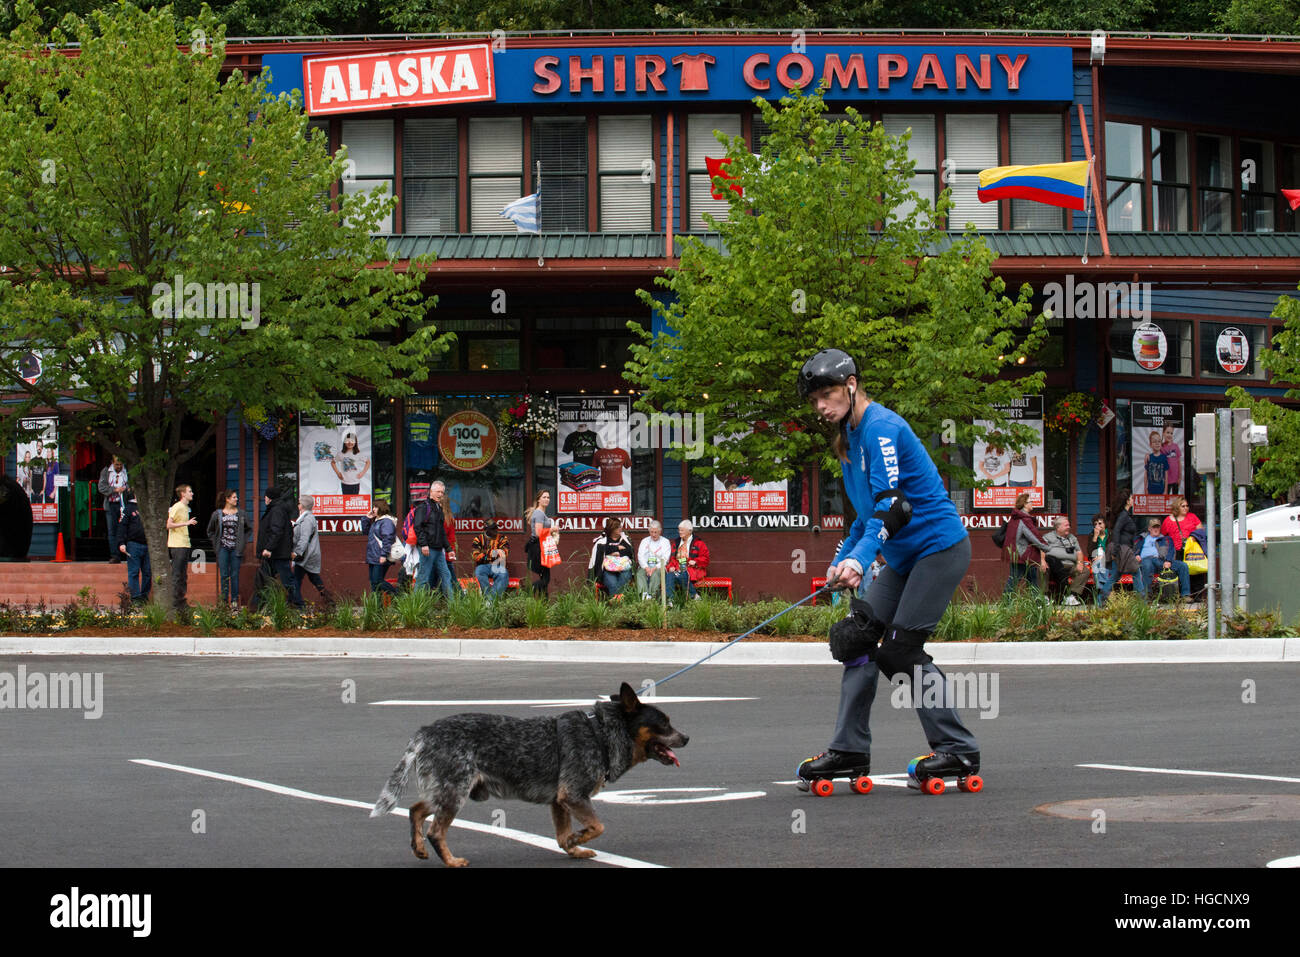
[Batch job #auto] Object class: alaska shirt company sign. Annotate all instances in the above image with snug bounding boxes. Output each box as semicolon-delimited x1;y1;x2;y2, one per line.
272;43;1072;114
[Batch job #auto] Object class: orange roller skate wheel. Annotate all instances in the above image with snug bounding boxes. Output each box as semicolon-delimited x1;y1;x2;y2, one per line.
923;777;945;795
851;776;873;795
812;778;834;797
959;775;984;793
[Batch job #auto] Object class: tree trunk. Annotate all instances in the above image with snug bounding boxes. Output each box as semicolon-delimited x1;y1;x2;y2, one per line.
133;469;179;612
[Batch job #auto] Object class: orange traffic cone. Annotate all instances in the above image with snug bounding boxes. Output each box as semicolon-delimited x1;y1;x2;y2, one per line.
54;531;69;562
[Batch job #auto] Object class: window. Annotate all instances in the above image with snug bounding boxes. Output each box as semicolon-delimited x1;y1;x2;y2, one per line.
1282;146;1300;231
687;114;741;231
534;316;642;371
406;395;525;531
533;117;587;232
1197;134;1233;233
1110;319;1194;377
1150;128;1189;231
340;119;394;234
883;114;937;222
1105;122;1144;232
403;118;457;233
1009;114;1065;230
429;317;521;372
469;117;522;233
1240;140;1275;233
1199;322;1268;380
599;116;652;231
945;114;998;230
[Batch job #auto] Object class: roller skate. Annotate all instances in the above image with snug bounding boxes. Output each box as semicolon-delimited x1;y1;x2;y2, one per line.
795;750;872;797
906;750;982;795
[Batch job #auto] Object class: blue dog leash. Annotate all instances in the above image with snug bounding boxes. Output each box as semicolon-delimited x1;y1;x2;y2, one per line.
644;577;846;692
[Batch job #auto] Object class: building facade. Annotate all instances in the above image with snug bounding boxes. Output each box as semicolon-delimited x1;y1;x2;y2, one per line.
9;31;1300;600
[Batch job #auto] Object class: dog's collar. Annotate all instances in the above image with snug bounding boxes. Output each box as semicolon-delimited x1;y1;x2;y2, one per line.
583;710;611;776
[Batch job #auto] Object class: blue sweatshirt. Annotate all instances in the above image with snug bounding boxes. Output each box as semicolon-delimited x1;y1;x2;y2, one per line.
833;401;968;576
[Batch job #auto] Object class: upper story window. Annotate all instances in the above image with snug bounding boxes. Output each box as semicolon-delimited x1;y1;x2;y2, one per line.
1105;121;1143;233
468;117;522;233
534;117;587;232
882;114;936;222
945;114;998;230
1150;128;1189;231
598;115;653;231
1009;114;1066;230
1240;139;1276;233
687;114;741;231
403;118;457;233
1197;134;1234;233
340;119;394;234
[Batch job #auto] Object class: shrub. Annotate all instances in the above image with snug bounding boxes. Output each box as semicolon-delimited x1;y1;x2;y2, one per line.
447;590;490;630
394;588;440;629
524;596;550;630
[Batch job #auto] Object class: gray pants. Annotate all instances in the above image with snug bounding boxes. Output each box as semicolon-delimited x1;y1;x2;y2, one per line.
828;536;978;756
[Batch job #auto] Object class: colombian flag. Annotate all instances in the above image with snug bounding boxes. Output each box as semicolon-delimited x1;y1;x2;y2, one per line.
977;160;1089;212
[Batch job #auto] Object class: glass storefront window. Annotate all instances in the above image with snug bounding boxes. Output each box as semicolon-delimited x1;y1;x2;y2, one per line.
407;395;526;534
1199;322;1268;381
1110;319;1194;377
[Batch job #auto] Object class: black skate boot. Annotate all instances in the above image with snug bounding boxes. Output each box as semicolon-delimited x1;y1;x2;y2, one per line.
795;750;872;797
907;750;982;795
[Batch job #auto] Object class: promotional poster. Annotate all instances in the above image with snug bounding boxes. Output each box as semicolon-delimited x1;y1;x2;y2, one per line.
1130;402;1184;515
712;431;788;512
16;417;59;523
299;400;373;517
556;396;631;514
973;396;1044;509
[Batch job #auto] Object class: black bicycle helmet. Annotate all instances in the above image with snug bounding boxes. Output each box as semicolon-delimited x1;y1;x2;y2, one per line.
797;349;857;399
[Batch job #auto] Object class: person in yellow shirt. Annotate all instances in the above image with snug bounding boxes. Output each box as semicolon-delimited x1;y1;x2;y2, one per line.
166;485;197;610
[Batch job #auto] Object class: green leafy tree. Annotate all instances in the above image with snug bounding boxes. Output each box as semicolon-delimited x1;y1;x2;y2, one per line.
1227;286;1300;500
626;88;1047;488
0;1;449;598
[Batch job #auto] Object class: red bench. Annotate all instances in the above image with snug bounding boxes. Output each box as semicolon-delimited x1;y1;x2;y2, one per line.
458;577;522;593
810;577;828;604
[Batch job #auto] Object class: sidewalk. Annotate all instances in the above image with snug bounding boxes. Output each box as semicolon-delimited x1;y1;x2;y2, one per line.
2;635;1297;664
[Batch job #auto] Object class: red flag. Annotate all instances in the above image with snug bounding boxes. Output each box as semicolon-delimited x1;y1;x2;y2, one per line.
705;156;742;199
1283;188;1300;211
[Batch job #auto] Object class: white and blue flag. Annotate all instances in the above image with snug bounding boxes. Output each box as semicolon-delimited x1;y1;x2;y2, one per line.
500;192;540;233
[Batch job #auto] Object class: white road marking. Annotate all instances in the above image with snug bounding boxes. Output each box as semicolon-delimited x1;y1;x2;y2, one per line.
1079;763;1300;785
1266;856;1300;868
131;758;663;869
594;787;766;805
369;696;755;708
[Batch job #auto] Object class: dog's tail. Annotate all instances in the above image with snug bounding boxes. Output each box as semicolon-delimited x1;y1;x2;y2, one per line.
370;739;417;818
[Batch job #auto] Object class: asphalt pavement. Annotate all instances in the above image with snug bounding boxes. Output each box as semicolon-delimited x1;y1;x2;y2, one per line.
2;654;1298;871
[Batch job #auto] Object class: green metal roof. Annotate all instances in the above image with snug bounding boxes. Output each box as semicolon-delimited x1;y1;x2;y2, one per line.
385;231;1300;261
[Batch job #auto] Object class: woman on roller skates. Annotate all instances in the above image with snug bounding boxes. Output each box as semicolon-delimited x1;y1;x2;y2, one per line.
795;349;981;796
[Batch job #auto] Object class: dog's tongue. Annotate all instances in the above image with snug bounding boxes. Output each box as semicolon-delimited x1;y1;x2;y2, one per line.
665;748;680;767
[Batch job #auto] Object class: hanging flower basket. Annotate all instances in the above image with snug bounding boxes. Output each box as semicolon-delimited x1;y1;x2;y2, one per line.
496;394;558;456
241;403;282;440
1046;391;1103;434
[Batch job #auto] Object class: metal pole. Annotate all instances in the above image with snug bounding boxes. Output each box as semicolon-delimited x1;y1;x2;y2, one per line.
1206;472;1216;639
1217;407;1234;625
1237;484;1249;613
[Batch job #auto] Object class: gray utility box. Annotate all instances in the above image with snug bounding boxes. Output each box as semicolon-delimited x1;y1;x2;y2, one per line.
1246;539;1300;624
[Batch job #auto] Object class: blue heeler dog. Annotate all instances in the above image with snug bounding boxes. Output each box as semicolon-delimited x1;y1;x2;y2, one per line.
371;683;688;866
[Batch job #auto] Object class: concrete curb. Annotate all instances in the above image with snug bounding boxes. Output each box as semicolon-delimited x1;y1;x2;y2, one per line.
1;635;1297;664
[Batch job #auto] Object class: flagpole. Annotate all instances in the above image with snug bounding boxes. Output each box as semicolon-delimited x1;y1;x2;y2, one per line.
1076;104;1110;259
535;160;544;267
1081;157;1094;265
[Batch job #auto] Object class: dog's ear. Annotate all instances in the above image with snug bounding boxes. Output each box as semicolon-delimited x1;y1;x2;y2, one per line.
612;682;640;712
